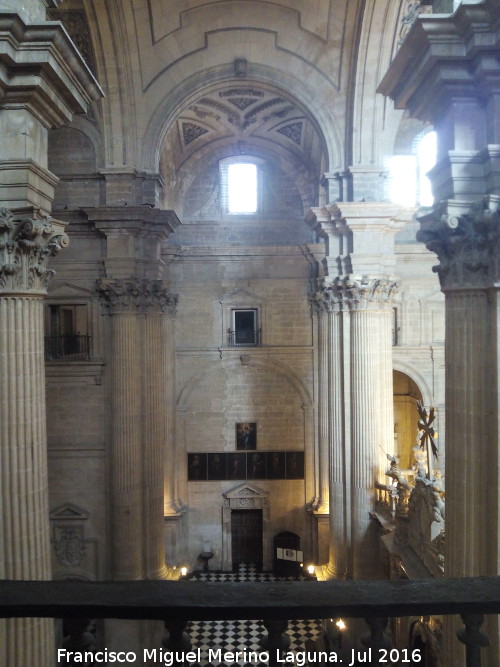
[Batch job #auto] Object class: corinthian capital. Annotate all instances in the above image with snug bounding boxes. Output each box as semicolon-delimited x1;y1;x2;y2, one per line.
417;198;500;290
0;208;68;294
312;276;398;313
96;278;178;315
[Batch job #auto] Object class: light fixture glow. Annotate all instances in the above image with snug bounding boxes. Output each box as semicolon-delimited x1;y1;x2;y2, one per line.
336;619;346;630
307;564;315;574
180;566;188;577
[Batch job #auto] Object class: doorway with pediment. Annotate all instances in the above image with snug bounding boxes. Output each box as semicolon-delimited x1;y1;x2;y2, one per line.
222;482;270;571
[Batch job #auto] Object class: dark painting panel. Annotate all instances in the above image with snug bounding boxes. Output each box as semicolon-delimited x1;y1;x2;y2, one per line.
187;453;207;481
227;452;247;480
188;451;304;481
266;451;286;479
247;452;266;479
286;451;304;479
207;453;226;480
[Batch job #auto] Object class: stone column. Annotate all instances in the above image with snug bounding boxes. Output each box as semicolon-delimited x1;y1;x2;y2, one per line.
0;208;68;666
418;202;500;665
348;279;397;579
379;4;500;663
91;207;180;582
315;277;398;581
97;279;144;580
143;286;178;579
97;278;178;581
308;203;403;580
314;307;330;512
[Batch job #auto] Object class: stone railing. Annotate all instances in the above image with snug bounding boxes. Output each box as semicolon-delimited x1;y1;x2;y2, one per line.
1;577;499;667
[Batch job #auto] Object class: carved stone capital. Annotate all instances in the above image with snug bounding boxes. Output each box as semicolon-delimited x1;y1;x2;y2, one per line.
0;208;68;294
96;278;178;315
417;198;500;290
312;276;398;313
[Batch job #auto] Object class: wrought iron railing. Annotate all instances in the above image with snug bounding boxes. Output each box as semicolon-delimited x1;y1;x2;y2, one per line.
44;335;91;361
1;576;499;667
227;328;261;347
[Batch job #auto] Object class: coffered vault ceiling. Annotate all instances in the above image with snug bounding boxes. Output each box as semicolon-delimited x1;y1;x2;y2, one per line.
159;82;327;212
171;84;324;166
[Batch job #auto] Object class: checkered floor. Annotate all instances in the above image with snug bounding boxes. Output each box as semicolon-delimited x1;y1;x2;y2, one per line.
186;564;323;663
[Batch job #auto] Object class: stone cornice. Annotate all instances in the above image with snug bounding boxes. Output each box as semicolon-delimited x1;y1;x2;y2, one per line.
0;12;103;126
416;197;500;290
307;202;409;237
311;276;399;313
0;207;68;294
96;278;178;315
378;0;500;122
85;206;181;239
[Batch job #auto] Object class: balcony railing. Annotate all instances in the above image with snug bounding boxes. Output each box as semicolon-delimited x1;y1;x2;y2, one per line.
44;335;91;361
227;328;261;347
1;576;499;667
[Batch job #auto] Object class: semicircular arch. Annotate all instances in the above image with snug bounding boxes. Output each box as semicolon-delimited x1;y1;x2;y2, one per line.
141;63;341;177
177;356;312;410
392;360;434;407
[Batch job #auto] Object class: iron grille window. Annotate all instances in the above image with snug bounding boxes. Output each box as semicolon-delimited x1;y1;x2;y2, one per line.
227;309;260;347
45;304;90;361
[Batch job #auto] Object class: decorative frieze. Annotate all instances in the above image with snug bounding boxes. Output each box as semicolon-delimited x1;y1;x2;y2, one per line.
417;198;500;290
312;276;399;313
0;208;68;293
96;278;178;315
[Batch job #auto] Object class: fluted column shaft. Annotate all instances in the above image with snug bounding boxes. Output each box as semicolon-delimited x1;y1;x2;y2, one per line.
350;306;394;579
315;277;397;581
110;309;143;579
163;314;180;518
317;310;330;511
98;279;178;580
418;202;500;666
0;210;68;666
143;309;178;578
327;307;347;578
445;290;492;578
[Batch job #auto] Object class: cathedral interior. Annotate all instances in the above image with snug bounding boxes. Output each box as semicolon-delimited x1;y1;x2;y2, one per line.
0;0;499;665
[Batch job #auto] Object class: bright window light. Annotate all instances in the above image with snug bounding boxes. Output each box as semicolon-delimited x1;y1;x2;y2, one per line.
417;131;437;207
227;163;257;213
387;131;437;207
388;155;417;207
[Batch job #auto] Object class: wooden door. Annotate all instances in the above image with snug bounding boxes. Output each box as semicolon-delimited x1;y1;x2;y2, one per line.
231;509;263;571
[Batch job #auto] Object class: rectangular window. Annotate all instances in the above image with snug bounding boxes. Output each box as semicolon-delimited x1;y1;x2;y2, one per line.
228;309;259;346
45;304;90;361
392;307;399;346
227;163;257;214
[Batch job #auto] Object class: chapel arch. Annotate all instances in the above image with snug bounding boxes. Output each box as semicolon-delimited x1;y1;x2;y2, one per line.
155;78;330;215
393;370;424;470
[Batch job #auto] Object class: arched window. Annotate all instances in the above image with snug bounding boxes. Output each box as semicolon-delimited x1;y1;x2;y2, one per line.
387;131;437;207
220;157;262;215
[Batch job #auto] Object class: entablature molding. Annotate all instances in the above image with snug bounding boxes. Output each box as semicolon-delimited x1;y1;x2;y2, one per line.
0;13;102;126
378;0;500;123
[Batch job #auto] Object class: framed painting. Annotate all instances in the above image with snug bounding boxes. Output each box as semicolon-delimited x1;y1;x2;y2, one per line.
236;422;257;450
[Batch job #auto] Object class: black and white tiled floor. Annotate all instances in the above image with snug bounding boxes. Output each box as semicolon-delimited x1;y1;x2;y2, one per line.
187;564;323;659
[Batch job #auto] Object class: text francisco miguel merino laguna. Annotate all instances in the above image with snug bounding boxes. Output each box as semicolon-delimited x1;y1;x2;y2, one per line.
57;647;422;665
